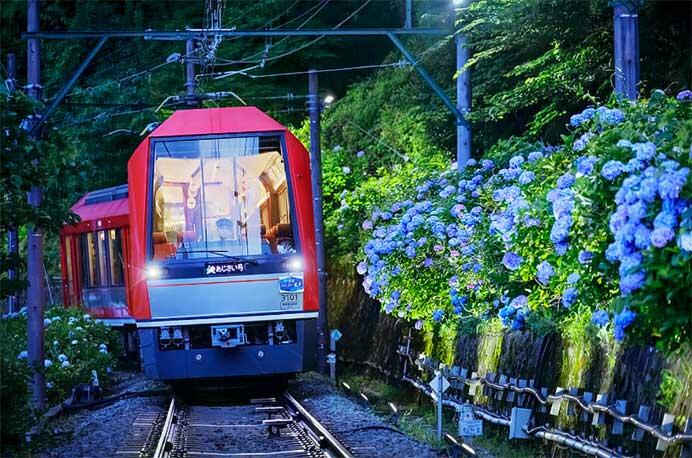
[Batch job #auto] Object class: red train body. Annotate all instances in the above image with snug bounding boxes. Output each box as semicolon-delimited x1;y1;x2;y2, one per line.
60;107;318;380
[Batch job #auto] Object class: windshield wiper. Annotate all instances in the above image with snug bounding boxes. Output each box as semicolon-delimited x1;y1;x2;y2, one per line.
177;249;258;265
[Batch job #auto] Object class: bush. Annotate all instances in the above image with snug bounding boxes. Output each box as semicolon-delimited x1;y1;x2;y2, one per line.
0;306;121;443
355;90;692;353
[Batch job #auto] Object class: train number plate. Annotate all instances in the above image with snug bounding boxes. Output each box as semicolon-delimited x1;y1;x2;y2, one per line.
279;292;302;310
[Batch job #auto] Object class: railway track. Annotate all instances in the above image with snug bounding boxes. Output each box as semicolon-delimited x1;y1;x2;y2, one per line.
117;392;354;458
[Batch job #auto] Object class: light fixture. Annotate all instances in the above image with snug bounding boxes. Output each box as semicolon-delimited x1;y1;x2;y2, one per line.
146;264;162;279
289;257;303;271
323;94;335;104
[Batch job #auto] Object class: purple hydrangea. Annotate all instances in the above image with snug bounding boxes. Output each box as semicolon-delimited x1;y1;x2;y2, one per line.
650;227;675;248
676;89;692;101
536;261;555;285
362;220;373;230
502;252;523;271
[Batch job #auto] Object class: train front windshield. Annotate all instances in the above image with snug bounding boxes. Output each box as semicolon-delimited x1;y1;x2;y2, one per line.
150;135;295;260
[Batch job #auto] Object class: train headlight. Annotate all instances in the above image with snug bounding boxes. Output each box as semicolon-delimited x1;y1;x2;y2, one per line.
288;257;302;271
146;264;163;279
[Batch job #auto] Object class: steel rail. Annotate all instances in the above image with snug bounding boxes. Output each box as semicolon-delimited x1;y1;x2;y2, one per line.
152;397;176;458
283;391;355;458
22;28;448;40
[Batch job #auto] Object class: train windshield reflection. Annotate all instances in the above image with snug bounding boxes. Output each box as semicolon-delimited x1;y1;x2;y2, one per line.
150;135;295;261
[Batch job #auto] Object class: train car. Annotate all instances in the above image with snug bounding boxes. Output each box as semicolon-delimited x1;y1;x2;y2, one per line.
127;107;318;380
59;184;136;329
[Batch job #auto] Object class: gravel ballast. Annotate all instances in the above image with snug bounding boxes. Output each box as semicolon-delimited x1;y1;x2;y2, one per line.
289;373;442;457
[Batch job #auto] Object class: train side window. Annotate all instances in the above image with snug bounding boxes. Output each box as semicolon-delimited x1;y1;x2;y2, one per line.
108;229;125;286
81;232;98;288
96;230;110;287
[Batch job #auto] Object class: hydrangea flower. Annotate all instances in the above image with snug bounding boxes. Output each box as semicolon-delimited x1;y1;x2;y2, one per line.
569;107;596;127
601;161;625;181
679;232;692;252
17;350;28;359
509;155;525;169
578;250;594;264
562;287;578;308
432;309;444;322
527;151;544;163
44;359;53;368
342;166;351;174
573;132;594;151
650;227;675;248
536;261;555;285
575;156;598;175
356;262;367;275
591;310;609;328
676;89;692;101
357;150;365;158
597;107;625;125
414;320;423;330
557;173;575;189
613;308;636;341
502;252;523;271
518;171;535;185
566;272;580;284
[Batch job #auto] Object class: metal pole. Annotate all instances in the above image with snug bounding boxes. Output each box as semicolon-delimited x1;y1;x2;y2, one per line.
437;370;443;441
329;332;336;383
613;2;639;100
308;69;328;375
6;53;19;315
455;34;471;166
185;38;197;106
26;0;46;410
404;0;412;29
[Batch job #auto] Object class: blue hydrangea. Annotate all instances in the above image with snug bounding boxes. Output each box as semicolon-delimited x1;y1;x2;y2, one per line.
613;308;636;341
658;168;690;200
509;155;525;169
356;262;367;275
620;271;646;295
634;225;652;249
510;295;528;309
597;107;625;125
654;211;677;229
566;272;580;284
633;142;656;162
561;287;578;308
550;216;572;244
569;107;596;127
591;310;609;328
527;151;544;163
482;159;494;170
678;232;692;252
578;250;594;264
650;227;675;248
555;242;570;256
423;257;434;268
362;220;373;230
557;173;575;189
601;161;625;181
518;171;535;185
572;132;594;151
576;156;598;175
502;252;523;271
536;261;555;285
432;309;444;322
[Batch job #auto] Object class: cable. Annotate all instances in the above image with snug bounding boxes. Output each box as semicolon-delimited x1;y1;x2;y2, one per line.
245;61;409;78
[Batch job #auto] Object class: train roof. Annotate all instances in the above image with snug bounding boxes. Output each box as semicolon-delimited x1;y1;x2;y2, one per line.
69;184;129;227
149;106;287;138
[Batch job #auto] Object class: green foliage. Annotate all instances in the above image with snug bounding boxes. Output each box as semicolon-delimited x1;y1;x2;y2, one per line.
0;306;121;444
456;0;691;150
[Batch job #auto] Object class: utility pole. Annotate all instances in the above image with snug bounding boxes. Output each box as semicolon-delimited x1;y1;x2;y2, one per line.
185;38;197;106
404;0;412;29
455;34;471;166
308;69;328;375
613;1;640;100
26;0;46;410
6;53;19;315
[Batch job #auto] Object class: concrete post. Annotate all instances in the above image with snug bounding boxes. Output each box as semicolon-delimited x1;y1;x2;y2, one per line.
27;0;46;410
613;2;640;99
456;34;471;166
6;53;19;315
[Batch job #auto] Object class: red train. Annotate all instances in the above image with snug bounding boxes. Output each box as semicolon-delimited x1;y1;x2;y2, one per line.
60;107;318;380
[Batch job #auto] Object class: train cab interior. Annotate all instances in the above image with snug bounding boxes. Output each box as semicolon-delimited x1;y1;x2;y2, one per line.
150;134;296;261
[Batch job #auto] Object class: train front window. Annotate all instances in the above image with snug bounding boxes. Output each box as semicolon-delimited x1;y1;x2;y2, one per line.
151;135;295;261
